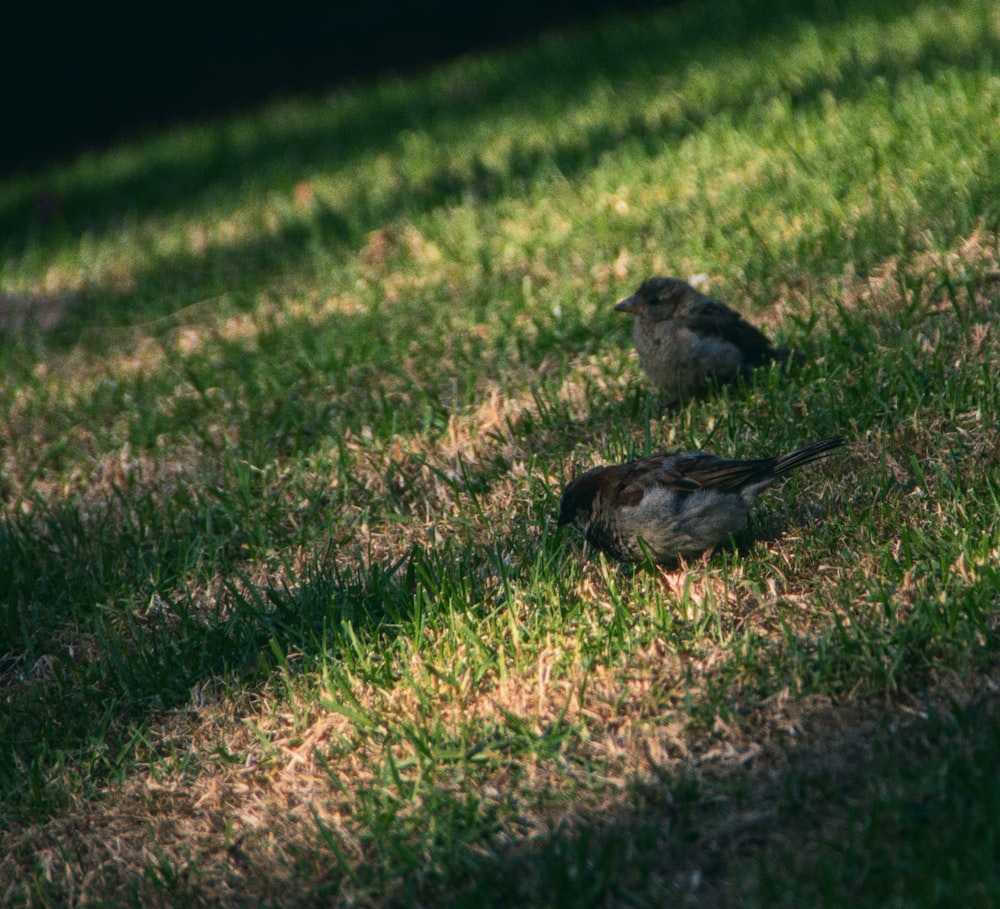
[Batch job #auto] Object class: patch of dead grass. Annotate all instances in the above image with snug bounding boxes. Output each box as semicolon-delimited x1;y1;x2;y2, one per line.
6;648;1000;907
0;290;79;334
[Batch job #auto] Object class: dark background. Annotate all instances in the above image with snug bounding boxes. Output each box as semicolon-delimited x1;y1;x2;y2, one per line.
4;1;668;178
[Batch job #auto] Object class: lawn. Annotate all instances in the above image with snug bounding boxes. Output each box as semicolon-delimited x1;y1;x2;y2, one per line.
2;0;999;905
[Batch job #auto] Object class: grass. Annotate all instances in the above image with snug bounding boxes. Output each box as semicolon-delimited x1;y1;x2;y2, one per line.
2;0;1000;904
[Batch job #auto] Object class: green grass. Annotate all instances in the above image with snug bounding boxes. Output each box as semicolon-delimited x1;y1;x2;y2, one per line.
2;0;1000;904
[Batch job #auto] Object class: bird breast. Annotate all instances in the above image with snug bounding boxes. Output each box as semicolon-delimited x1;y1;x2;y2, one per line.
634;322;746;395
595;485;753;560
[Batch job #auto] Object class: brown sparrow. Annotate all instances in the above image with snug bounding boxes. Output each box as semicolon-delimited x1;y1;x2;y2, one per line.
558;436;844;563
615;276;802;405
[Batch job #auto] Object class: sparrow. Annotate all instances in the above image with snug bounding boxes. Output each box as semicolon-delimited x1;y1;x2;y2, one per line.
615;276;803;405
558;436;844;563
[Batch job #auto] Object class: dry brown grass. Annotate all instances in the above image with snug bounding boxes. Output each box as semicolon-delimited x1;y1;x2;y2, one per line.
6;652;998;907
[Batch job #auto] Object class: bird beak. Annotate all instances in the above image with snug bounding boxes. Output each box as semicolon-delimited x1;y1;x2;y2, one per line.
614;295;639;313
557;498;576;527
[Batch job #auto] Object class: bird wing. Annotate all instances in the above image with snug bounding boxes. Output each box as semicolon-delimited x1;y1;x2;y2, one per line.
618;451;775;504
680;299;778;362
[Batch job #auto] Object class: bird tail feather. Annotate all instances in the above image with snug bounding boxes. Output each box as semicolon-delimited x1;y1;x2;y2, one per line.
774;436;845;475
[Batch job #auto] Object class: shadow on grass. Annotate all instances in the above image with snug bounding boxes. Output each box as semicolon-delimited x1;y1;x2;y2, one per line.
0;0;821;233
3;0;998;327
36;678;999;906
409;691;1000;908
0;535;437;814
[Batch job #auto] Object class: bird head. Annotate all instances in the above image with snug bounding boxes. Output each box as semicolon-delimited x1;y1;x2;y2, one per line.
557;467;605;529
614;276;692;319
